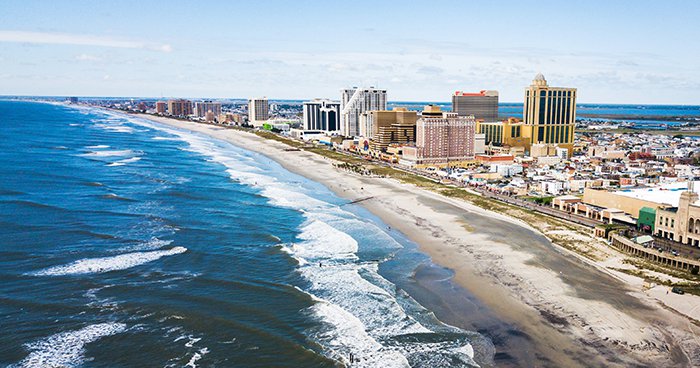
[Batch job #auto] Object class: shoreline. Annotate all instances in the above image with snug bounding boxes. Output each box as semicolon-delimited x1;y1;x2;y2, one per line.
129;112;700;367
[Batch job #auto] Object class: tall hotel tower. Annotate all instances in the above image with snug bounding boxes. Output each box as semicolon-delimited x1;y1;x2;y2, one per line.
523;73;577;154
340;87;387;137
248;97;269;127
413;105;476;164
452;90;499;122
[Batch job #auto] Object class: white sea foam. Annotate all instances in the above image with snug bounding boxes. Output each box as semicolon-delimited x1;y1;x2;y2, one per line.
107;156;142;166
280;245;308;266
86;145;109;149
127;119;329;212
310;302;409;368
291;220;358;261
94;123;134;134
174;335;188;343
184;347;209;368
184;336;201;348
31;247;187;276
83;286;119;310
80;149;134;158
152;136;180;141
289;213;477;366
13;322;126;368
117;238;174;252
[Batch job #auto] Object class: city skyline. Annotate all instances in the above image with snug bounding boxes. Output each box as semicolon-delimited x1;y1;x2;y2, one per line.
0;0;699;104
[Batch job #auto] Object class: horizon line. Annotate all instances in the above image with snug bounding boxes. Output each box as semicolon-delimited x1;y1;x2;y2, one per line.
1;95;699;108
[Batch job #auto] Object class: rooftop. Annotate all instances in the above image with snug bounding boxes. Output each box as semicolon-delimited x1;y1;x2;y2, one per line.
453;90;498;97
614;181;699;207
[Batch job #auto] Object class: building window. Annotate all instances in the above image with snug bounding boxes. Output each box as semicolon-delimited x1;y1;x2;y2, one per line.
539;91;547;124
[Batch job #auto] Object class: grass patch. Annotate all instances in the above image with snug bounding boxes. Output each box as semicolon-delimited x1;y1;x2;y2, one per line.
611;265;700;296
253;130;305;148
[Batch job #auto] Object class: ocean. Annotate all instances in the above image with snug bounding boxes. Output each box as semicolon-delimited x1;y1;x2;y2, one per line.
0;101;491;367
387;101;700;127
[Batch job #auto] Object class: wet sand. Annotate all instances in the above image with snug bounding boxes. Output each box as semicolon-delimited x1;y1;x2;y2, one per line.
133;114;700;367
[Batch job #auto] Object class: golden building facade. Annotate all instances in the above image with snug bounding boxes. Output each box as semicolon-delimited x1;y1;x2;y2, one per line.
366;108;417;152
473;74;575;157
476;118;532;151
524;73;576;155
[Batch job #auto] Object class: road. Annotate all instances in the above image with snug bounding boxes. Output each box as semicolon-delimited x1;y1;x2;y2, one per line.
476;189;602;227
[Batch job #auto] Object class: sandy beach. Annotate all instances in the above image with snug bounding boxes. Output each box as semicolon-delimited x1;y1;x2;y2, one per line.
135;113;700;367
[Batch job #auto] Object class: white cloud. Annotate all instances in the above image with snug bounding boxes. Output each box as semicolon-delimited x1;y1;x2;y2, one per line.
157;44;173;53
103;74;110;80
0;30;172;53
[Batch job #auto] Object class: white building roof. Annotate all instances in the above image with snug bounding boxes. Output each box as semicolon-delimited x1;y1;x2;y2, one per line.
614;181;699;207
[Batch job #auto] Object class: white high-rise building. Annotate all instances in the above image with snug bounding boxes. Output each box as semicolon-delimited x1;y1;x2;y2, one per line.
340;87;387;137
303;99;340;133
248;97;269;127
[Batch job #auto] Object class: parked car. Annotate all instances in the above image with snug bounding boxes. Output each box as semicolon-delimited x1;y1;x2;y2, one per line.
671;287;685;295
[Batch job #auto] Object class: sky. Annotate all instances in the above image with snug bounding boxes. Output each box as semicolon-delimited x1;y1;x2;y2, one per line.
0;0;699;104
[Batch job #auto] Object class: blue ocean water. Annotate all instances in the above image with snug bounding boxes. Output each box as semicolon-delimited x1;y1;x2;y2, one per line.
0;101;489;367
388;101;700;126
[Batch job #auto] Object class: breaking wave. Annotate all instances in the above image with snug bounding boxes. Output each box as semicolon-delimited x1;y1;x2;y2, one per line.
31;247;187;276
13;322;127;368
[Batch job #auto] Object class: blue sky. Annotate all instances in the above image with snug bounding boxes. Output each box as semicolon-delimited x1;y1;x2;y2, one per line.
0;0;698;103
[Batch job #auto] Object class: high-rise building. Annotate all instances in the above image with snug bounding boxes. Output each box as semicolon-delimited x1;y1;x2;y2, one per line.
403;105;476;165
155;101;167;114
302;99;340;133
340;87;387;137
472;74;577;157
248;97;269;127
523;73;576;155
167;99;193;116
452;90;499;121
364;108;418;152
194;101;222;118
